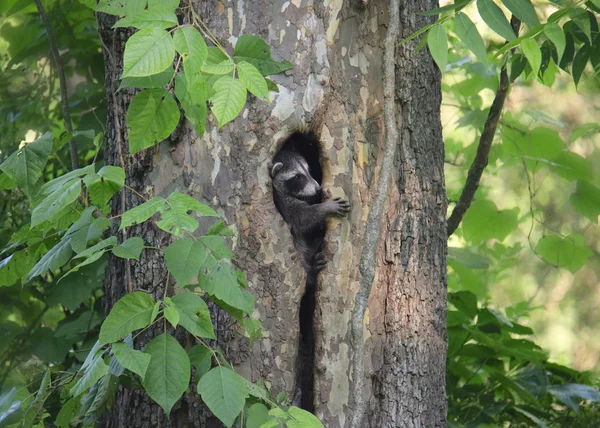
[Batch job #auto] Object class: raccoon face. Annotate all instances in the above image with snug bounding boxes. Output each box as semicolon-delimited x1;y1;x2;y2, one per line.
271;159;321;200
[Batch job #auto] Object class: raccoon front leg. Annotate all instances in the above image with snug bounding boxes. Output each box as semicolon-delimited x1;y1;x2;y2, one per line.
319;197;350;217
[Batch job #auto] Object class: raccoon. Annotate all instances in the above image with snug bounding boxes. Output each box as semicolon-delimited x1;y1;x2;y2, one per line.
270;130;350;411
270;131;350;279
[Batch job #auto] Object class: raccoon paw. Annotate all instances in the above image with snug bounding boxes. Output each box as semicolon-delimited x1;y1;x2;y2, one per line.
313;252;327;272
329;197;350;217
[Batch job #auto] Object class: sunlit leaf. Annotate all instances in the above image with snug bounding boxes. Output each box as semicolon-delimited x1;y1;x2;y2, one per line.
477;0;516;41
209;76;247;128
173;26;208;77
237;61;269;99
113;7;177;29
427;24;448;71
501;0;539;28
461;199;519;243
521;38;541;76
122;27;175;78
544;23;566;61
536;234;592;273
454;13;487;63
570;180;600;223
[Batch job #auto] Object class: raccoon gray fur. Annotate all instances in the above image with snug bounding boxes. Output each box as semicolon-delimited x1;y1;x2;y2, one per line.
270;131;350;278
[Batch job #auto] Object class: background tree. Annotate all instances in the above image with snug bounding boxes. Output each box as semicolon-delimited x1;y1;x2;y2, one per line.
96;0;446;426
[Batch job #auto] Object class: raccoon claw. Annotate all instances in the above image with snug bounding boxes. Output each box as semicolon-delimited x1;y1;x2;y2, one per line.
330;197;350;217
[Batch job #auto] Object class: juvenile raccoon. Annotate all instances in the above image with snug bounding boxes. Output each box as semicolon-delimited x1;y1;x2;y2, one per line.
270;131;350;280
270;130;350;411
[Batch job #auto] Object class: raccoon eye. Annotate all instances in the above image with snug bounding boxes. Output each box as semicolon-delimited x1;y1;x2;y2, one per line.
294;174;303;180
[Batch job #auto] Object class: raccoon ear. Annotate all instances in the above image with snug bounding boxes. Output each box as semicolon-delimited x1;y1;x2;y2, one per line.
271;162;283;177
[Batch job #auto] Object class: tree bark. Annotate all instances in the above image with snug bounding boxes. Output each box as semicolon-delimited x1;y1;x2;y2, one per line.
98;0;446;426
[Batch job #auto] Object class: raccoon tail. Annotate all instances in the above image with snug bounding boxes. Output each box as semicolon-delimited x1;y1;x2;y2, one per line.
294;271;317;412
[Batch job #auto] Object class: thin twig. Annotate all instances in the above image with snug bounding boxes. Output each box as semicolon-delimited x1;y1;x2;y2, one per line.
349;0;401;426
447;16;521;236
34;0;79;170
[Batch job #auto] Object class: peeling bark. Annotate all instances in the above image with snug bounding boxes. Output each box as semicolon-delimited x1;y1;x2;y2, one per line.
99;0;446;426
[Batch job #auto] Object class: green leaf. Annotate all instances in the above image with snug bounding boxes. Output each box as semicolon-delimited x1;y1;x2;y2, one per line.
113;7;178;29
287;406;324;427
201;59;235;75
209;76;247;128
510;53;528;82
164;297;180;328
0;172;16;191
99;291;156;345
501;0;539;28
112;237;144;260
233;35;293;76
173;26;208;77
449;291;478;319
521;38;542;76
148;0;179;9
461;199;519;243
535;234;592;273
417;0;470;16
112;342;151;378
55;398;80;427
477;0;516;41
119;67;174;89
572;45;590;87
447;247;490;269
174;72;208;138
199;235;233;260
84;165;125;208
199;262;254;314
120;197;166;229
544;23;566;61
31;178;81;227
142;333;190;416
569;123;600;143
122;27;175;78
165;238;204;286
172;292;215;339
454;13;487;63
237;61;269;99
198;366;249;427
189;344;212;380
246;403;269;428
570;180;600;223
74;236;118;259
569;9;591;43
71;355;108;397
427;24;448;71
0;132;52;197
24;236;73;283
549;151;593;182
127;89;180;154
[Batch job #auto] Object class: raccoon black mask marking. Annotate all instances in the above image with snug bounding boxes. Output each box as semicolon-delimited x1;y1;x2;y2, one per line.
270;131;350;277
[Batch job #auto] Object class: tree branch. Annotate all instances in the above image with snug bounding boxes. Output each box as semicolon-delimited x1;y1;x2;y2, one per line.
34;0;79;170
349;0;401;425
446;16;521;236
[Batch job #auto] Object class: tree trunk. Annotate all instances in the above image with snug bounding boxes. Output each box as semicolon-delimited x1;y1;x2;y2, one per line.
98;0;446;427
